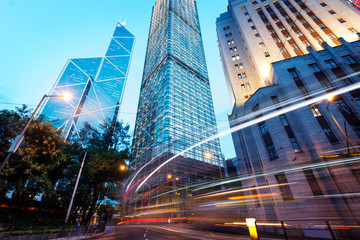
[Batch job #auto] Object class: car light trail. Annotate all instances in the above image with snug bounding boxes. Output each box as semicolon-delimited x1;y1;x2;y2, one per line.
134;78;360;193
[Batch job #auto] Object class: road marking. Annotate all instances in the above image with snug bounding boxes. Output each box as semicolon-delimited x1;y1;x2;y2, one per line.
144;227;149;238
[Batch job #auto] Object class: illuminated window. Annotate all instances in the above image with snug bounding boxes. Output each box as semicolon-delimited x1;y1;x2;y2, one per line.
255;33;260;38
259;42;265;48
274;38;281;43
251;25;256;30
280;47;287;53
238;74;243;79
264;51;270;57
242;72;247;78
328;10;336;15
320;2;327;7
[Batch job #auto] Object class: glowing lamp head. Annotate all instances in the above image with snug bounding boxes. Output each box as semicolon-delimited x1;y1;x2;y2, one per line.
61;93;72;101
120;165;126;171
167;174;172;179
246;218;256;227
176;177;179;181
327;95;334;101
205;152;212;159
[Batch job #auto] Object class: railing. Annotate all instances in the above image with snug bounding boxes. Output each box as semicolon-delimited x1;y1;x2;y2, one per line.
0;224;106;240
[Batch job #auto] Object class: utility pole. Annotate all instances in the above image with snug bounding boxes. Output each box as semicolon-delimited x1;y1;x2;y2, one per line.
65;151;87;225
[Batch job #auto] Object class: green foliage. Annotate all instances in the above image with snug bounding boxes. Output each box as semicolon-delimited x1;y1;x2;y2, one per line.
0;106;131;226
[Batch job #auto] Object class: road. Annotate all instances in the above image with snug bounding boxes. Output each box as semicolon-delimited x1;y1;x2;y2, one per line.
93;224;277;240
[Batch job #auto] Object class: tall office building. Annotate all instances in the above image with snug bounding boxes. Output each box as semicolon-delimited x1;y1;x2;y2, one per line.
216;0;360;232
217;0;360;105
40;22;135;140
126;0;223;218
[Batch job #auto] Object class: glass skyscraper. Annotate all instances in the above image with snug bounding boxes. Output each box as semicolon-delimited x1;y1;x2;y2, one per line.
127;0;223;217
39;22;135;140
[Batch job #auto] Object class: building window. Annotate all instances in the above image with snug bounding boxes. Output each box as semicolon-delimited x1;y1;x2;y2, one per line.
315;37;324;44
231;39;235;44
296;31;303;36
242;72;247;78
234;63;243;69
338;18;346;23
251;25;256;30
275;173;294;201
267;144;279;161
232;55;236;61
304;170;323;196
223;26;230;31
280;47;287;53
269;29;275;34
252;0;258;5
259;42;265;48
328;10;336;15
319;24;327;29
279;26;286;31
259;121;268;135
304;8;311;13
271;95;280;107
303;41;311;47
227;40;231;45
348;27;358;33
244;11;249;16
288;68;299;78
308;63;321;73
328;33;337;39
311;16;319;21
238;74;243;79
248;18;253;23
241;84;246;89
291;44;300;50
255;33;260;38
307;27;315;33
280;115;301;152
310;105;322;117
246;83;251;89
320;2;327;7
310;105;339;144
275;38;281;43
264;51;270;57
342;55;357;65
288;68;310;96
325;59;338;69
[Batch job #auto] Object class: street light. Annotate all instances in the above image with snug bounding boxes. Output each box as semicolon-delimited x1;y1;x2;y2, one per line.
120;165;126;171
167;174;172;179
0;93;70;172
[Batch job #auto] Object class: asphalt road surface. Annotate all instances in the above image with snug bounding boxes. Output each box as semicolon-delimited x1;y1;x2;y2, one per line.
93;224;277;240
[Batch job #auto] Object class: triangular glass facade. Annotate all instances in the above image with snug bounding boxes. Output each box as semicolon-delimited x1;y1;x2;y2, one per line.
40;22;135;140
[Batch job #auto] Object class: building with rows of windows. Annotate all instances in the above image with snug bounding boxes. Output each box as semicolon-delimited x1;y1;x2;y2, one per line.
123;0;223;221
216;0;360;232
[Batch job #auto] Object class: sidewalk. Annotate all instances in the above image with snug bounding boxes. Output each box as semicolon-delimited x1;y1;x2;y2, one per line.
50;231;106;240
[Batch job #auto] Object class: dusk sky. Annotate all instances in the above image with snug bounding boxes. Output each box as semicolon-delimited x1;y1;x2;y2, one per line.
0;0;236;159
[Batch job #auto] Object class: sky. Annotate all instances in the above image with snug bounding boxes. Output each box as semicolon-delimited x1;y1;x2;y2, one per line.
0;0;236;159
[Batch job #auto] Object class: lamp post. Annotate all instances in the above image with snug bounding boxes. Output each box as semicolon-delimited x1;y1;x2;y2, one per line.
0;93;70;172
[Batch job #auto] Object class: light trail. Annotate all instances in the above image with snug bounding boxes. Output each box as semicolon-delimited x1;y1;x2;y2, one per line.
194;155;360;191
135;80;360;192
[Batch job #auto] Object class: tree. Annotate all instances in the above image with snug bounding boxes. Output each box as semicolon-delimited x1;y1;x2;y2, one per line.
71;119;131;224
